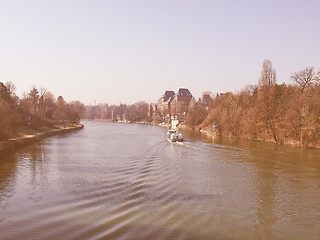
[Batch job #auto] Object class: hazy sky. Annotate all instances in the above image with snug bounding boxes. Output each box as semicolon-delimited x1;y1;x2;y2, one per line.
1;0;319;104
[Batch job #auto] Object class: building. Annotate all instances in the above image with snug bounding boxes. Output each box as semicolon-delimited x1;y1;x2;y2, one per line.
175;88;193;114
157;88;193;121
201;93;212;106
157;90;175;114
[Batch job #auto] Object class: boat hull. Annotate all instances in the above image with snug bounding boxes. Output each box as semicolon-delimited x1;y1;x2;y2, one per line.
166;137;183;143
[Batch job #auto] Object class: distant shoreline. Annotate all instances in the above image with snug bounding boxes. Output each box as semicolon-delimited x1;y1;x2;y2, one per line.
84;118;170;127
84;119;113;122
0;124;84;157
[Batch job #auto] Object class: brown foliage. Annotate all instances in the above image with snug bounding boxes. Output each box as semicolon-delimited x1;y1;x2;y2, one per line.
194;82;320;148
85;101;151;123
0;82;85;140
185;101;208;130
187;62;320;148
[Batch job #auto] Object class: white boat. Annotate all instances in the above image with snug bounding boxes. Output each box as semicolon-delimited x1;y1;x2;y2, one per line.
166;129;183;142
166;118;183;142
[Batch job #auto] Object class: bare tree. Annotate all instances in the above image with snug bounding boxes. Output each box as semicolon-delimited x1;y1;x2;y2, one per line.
38;88;47;119
290;67;316;93
0;82;13;103
29;87;39;116
69;101;85;122
5;81;16;98
313;68;320;85
186;100;208;129
55;96;67;122
258;59;277;87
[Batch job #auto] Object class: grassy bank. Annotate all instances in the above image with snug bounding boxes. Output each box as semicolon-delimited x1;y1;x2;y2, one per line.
0;123;84;157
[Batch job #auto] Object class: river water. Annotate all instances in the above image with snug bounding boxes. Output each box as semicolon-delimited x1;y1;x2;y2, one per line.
0;121;319;240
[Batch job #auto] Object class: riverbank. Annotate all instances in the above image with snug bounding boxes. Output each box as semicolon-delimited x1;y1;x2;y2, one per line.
170;122;320;150
194;125;320;149
0;123;84;157
83;118;320;149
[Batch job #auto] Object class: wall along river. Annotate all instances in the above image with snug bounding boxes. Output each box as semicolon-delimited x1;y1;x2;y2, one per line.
0;121;320;239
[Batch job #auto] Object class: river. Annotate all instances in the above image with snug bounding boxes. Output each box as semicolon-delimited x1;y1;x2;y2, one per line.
0;121;319;240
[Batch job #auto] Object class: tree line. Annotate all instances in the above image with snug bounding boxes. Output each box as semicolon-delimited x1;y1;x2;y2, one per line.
84;101;151;123
4;59;318;148
186;59;320;148
0;82;84;140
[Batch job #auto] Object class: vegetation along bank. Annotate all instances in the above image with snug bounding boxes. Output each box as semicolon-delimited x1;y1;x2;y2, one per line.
0;82;85;156
2;59;320;150
85;60;320;149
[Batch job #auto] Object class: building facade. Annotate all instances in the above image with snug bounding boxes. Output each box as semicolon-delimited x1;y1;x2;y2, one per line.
156;88;193;121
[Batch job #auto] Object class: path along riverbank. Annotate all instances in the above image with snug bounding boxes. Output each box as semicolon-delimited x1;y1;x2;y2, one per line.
0;124;84;157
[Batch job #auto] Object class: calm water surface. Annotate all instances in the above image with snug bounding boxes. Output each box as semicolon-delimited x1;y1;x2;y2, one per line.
0;121;320;240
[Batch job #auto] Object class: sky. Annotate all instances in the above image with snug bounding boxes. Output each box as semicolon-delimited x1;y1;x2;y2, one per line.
0;0;320;105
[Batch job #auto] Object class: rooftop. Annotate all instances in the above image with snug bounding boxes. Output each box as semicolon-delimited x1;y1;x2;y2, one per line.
178;88;192;96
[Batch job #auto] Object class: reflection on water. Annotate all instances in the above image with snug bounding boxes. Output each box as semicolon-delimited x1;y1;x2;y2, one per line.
0;121;320;240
